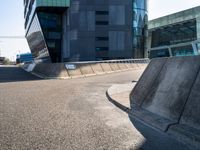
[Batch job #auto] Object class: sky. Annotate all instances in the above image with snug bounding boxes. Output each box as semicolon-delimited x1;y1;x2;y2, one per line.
0;0;199;61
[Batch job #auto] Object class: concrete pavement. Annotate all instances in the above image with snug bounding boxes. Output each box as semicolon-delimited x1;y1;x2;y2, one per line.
0;66;192;149
0;65;40;83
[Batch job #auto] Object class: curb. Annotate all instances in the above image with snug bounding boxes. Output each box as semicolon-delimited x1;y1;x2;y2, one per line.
106;91;130;112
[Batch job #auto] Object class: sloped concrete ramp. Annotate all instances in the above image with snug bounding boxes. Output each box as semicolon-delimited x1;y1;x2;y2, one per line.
33;63;69;78
130;56;200;148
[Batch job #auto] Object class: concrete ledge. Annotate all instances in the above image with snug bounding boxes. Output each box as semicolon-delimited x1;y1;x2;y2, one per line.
168;124;200;149
25;62;148;79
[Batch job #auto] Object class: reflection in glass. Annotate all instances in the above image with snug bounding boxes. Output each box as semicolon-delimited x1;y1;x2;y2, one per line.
26;14;50;61
133;0;148;58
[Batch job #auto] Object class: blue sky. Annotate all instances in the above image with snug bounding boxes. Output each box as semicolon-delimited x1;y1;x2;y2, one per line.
0;0;199;60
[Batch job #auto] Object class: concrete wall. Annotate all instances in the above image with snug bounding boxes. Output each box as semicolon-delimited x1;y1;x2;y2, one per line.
130;56;200;147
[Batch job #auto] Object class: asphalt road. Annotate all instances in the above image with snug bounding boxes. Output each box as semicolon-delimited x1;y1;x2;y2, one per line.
0;65;40;83
0;66;191;150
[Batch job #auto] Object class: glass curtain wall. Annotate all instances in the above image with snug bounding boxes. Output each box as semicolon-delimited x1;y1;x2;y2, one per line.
133;0;148;58
151;20;197;48
25;0;69;63
26;14;50;61
38;12;62;62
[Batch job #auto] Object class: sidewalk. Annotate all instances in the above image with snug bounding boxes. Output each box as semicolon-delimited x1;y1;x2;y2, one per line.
106;82;136;110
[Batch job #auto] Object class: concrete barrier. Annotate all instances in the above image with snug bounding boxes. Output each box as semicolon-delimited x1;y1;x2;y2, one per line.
109;63;120;71
79;64;95;76
100;63;112;73
66;65;83;78
33;63;69;78
90;63;104;74
31;59;149;79
117;63;128;70
124;62;134;69
130;56;200;147
130;63;139;69
168;64;200;148
130;58;167;107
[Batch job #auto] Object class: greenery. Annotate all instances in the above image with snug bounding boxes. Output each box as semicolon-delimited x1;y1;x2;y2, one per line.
1;58;12;65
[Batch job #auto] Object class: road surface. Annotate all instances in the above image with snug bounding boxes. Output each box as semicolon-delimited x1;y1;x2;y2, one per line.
0;66;191;150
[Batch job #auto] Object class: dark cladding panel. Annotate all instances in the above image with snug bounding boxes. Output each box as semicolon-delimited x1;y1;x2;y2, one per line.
109;5;125;25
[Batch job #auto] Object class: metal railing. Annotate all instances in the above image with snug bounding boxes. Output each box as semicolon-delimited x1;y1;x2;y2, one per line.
65;58;150;65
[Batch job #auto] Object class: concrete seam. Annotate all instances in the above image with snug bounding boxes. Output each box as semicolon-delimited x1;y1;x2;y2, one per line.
139;58;168;107
108;63;113;72
65;67;70;77
99;63;105;73
108;63;114;72
116;62;121;71
79;66;84;77
90;64;96;75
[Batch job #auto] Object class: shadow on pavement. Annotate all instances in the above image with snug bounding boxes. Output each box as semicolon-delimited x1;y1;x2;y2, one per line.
0;66;41;83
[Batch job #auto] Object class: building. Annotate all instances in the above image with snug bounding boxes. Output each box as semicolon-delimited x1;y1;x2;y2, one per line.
148;6;200;59
24;0;148;63
16;53;34;64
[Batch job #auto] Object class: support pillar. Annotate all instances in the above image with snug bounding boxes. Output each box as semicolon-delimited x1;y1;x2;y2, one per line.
196;17;200;40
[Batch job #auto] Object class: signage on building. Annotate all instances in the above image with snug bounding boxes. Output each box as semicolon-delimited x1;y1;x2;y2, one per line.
65;64;76;70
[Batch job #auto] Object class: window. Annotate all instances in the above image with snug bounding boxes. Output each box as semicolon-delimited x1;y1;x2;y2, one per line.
96;21;109;25
96;47;109;51
95;37;109;41
95;11;109;15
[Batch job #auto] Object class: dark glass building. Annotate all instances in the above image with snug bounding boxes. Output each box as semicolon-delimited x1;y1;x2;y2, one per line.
24;0;148;63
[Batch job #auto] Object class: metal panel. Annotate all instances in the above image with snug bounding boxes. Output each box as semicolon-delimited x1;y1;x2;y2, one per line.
109;5;125;25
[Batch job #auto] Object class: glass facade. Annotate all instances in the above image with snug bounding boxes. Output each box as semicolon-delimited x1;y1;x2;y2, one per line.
149;49;170;59
149;45;195;59
151;20;197;48
24;0;69;62
149;19;198;59
171;45;194;56
24;0;148;62
38;12;63;62
26;14;50;61
133;0;148;58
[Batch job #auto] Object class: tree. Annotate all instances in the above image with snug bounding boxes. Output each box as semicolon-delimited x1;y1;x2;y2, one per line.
2;58;11;65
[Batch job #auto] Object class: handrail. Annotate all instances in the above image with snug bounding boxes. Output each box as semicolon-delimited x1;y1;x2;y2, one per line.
65;58;150;64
